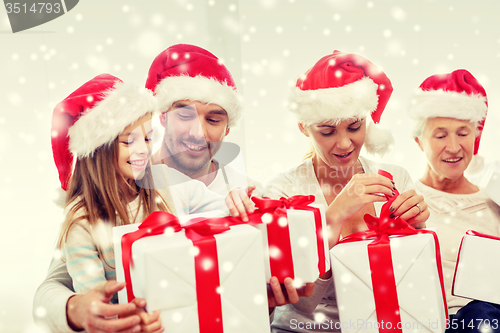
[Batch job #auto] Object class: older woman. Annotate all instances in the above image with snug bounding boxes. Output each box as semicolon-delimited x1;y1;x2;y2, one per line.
410;69;500;333
266;50;429;332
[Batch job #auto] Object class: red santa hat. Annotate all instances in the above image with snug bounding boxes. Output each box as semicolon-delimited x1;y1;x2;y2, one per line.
51;74;156;190
409;69;488;155
145;44;242;127
289;50;394;155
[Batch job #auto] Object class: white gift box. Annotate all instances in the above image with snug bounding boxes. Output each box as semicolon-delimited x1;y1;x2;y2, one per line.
113;212;270;333
330;233;447;333
252;203;330;284
452;232;500;304
485;171;500;206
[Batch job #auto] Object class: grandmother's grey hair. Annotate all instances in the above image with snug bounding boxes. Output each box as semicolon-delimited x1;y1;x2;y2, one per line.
411;117;479;139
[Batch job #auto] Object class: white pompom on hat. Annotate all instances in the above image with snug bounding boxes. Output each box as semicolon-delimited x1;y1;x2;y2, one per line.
145;44;242;127
289;50;394;155
51;74;156;190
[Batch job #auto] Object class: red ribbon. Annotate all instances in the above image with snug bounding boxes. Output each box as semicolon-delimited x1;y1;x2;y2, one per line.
452;229;500;297
250;195;327;282
336;170;448;331
121;211;234;333
466;229;500;241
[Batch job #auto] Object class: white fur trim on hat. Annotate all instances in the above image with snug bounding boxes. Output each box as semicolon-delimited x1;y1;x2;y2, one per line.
364;118;394;156
288;77;379;125
69;82;157;157
154;75;242;127
409;88;487;123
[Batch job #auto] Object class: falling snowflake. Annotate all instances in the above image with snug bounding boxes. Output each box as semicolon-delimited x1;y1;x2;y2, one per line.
391;7;407;22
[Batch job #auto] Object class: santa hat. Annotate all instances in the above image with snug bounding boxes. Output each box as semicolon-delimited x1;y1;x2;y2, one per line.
289;50;394;155
409;69;488;155
145;44;242;127
51;73;156;190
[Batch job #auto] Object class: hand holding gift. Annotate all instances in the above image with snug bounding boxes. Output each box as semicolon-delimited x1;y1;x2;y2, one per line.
267;276;315;308
225;185;256;222
330;170;448;333
125;298;163;333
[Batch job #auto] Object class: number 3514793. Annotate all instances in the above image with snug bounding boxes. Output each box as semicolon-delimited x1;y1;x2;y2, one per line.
5;3;61;14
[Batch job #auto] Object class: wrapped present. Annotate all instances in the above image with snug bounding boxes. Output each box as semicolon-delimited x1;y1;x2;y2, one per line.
485;171;500;206
330;170;448;333
248;195;330;284
113;211;270;333
452;230;500;305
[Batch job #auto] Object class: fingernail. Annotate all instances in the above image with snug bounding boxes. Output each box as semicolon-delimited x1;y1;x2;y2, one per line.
133;326;141;333
391;180;395;184
128;304;135;311
270;277;279;286
133;317;140;325
393;186;396;191
243;216;248;222
390;213;395;219
392;191;395;196
285;279;293;287
389;206;394;212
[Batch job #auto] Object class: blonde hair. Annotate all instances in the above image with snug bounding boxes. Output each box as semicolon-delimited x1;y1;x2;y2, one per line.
56;138;170;265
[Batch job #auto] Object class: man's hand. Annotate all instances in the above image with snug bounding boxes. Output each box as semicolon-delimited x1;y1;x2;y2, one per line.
267;277;315;308
67;281;141;333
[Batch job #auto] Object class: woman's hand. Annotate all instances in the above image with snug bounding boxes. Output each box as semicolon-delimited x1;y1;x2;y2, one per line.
267;277;315;309
225;186;256;222
326;173;395;224
389;189;429;228
128;298;164;333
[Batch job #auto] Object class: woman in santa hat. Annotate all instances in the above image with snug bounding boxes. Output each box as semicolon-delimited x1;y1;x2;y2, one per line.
266;50;429;332
36;73;249;333
410;69;500;332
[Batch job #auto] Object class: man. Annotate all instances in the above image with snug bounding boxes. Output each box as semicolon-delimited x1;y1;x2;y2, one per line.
145;43;260;196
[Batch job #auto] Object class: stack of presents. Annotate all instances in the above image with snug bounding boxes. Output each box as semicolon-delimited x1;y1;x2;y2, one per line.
112;171;500;333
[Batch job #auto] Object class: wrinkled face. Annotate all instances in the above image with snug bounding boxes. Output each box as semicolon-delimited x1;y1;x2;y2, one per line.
416;117;475;181
117;114;153;181
303;118;366;169
160;100;230;173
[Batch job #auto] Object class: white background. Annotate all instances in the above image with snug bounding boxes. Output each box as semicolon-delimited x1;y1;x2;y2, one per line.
1;0;499;332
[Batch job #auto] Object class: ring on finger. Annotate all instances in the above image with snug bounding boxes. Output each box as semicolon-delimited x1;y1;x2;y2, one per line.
416;203;423;214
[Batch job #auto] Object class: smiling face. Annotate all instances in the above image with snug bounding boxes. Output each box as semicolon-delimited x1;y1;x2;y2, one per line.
117;114;153;181
415;117;476;181
160;100;230;174
302;118;366;170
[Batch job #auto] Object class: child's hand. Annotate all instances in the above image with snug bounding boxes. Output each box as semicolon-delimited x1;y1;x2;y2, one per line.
225;186;256;222
129;298;164;333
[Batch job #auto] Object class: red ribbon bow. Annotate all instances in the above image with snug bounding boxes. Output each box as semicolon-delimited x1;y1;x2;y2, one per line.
250;195;327;282
121;211;239;333
337;170;448;332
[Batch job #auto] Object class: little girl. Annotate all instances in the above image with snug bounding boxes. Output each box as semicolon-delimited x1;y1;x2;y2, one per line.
51;74;243;332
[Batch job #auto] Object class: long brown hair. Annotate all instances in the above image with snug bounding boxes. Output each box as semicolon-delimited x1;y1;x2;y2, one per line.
56;137;170;261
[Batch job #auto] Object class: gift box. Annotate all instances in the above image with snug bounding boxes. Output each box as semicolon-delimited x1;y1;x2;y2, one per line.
484;171;500;206
330;170;447;333
249;196;330;284
452;230;500;305
113;211;270;333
